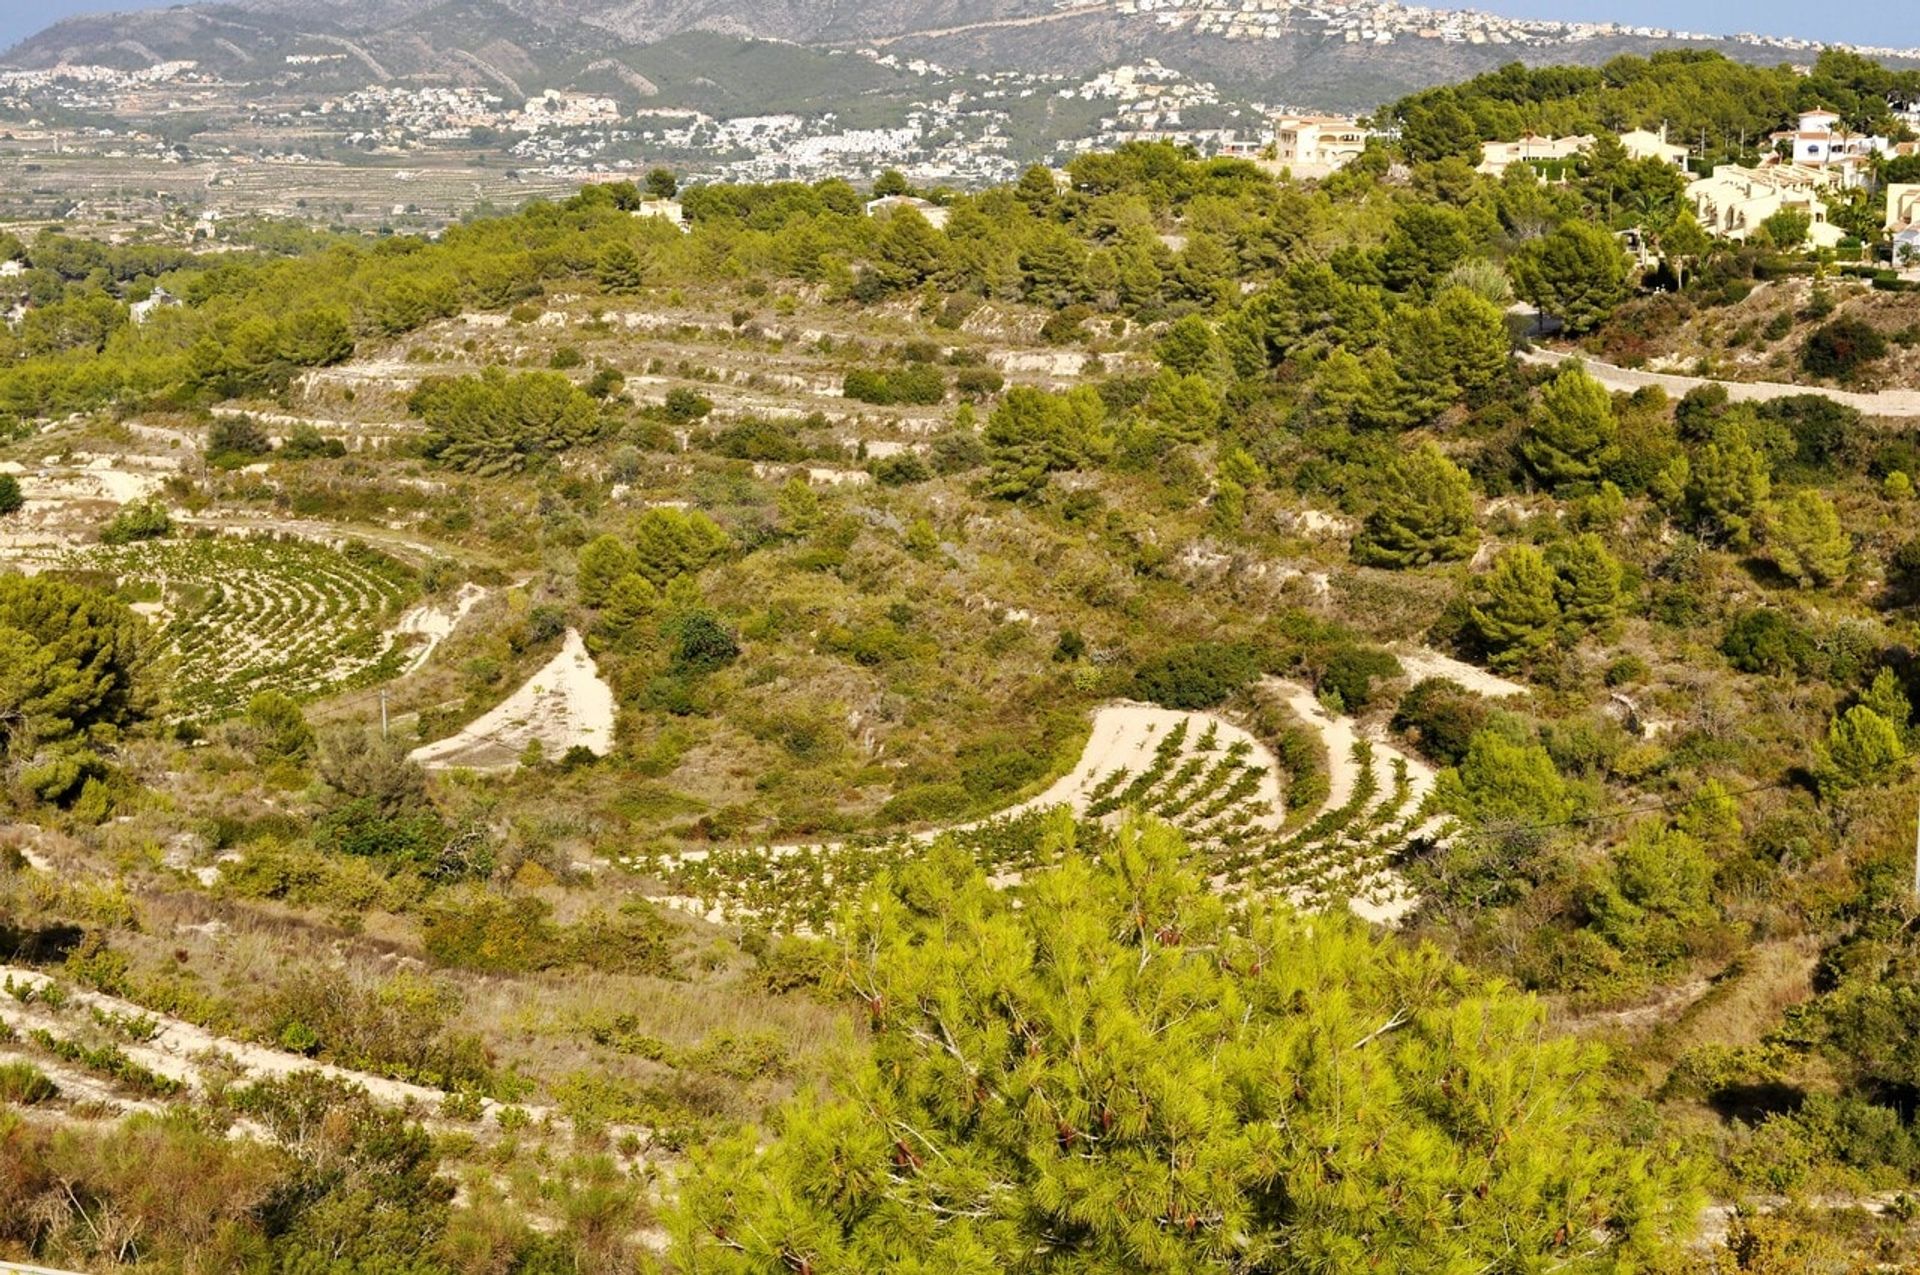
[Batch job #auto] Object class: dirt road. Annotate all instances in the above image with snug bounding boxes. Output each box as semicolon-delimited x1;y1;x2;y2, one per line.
1520;349;1920;418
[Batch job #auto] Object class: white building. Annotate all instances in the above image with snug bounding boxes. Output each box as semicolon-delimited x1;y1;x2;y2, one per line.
1686;164;1845;250
1888;184;1920;233
1617;127;1689;167
633;198;688;232
1888;184;1920;262
1475;133;1593;177
129;287;182;325
864;194;950;231
1770;107;1889;187
1268;114;1370;178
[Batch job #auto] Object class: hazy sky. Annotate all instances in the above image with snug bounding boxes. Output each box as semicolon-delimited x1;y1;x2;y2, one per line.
0;0;1914;59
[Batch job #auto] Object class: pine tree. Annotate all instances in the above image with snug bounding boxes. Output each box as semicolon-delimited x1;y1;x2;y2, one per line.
1862;668;1912;736
1585;823;1717;967
1307;347;1372;426
1522;364;1617;490
595;240;648;293
673;817;1696;1274
1352;443;1479;568
1471;545;1562;669
1430;285;1512;404
1509;221;1631;334
1140;371;1220;444
1547;533;1625;635
0;573;147;760
593;573;660;649
1384;303;1460;423
1767;488;1849;588
631;507;731;587
1686;419;1771;548
1815;705;1906;799
983;386;1111;500
577;534;641;608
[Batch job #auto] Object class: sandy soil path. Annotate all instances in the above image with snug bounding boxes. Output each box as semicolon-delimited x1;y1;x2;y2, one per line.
1392;646;1529;698
411;629;616;770
1520;348;1920;417
0;964;652;1143
0;967;463;1112
393;582;488;676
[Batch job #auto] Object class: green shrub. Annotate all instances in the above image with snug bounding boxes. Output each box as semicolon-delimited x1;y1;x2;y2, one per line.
843;364;947;405
664;386;713;423
712;418;805;462
1316;645;1403;713
278;423;346;460
669;610;740;672
207;415;273;468
871;453;930;486
1392;678;1490;765
99;500;172;545
1802;317;1888;382
0;1060;56;1104
954;366;1005;400
1131;642;1259;710
1721;608;1815;676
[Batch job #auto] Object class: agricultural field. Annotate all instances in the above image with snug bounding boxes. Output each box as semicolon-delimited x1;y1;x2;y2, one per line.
639;682;1438;930
59;534;420;721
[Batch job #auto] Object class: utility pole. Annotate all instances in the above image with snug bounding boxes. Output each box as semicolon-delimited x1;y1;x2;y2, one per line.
379;689;389;741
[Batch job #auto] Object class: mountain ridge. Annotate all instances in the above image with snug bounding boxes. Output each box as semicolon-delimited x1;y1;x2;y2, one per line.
4;0;1916;115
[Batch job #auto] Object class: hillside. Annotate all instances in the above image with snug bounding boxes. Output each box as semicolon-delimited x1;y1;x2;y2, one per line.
8;40;1920;1273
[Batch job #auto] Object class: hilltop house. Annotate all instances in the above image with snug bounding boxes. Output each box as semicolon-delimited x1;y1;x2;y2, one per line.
632;197;688;232
1475;133;1593;178
1617;127;1690;167
1268;114;1369;178
129;287;182;325
1769;107;1888;188
1686;164;1845;250
864;194;950;231
1889;184;1920;263
1889;185;1920;233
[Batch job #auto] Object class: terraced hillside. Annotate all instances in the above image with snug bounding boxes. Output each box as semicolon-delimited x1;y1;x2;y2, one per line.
61;535;419;721
642;682;1446;931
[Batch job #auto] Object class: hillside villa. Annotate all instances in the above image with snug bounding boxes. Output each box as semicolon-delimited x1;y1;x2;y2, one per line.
1475;133;1593;177
1686;163;1846;249
864;194;951;230
1474;128;1691;178
1889;183;1920;262
1618;126;1690;166
1268;114;1370;178
632;197;688;232
1768;107;1891;189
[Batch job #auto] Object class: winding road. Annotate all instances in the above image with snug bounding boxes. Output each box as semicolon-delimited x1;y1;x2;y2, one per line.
1520;348;1920;418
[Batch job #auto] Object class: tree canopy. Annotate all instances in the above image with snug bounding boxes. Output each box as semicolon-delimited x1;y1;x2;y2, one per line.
675;817;1696;1274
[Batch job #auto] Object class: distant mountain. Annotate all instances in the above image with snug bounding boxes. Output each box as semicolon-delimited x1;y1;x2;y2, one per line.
4;0;1914;113
1;0;1054;75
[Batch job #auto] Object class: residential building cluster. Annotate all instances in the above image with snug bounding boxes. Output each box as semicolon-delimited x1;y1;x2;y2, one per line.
1688;164;1847;249
1091;0;1920;59
1456;107;1917;257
